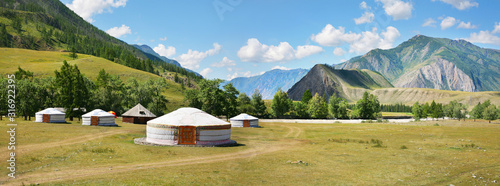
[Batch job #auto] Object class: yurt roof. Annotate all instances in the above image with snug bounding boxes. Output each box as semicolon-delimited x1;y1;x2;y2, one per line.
122;103;156;117
82;109;115;117
230;113;258;120
36;108;65;115
147;107;229;126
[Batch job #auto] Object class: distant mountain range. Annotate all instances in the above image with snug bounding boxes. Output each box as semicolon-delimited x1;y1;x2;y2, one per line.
227;68;308;99
336;35;500;92
287;64;393;102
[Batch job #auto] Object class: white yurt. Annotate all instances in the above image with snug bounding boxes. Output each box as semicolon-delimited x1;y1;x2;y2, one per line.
145;107;235;146
230;113;259;127
82;109;118;126
35;108;66;123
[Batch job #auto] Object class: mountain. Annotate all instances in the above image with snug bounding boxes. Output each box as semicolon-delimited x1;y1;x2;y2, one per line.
336;35;500;92
132;44;181;67
287;64;393;102
0;0;201;81
228;68;308;99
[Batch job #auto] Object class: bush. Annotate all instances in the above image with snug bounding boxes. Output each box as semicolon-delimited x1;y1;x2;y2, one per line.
400;145;408;149
433;123;439;126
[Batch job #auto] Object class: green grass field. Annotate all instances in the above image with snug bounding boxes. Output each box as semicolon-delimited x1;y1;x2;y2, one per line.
0;118;498;185
0;48;188;112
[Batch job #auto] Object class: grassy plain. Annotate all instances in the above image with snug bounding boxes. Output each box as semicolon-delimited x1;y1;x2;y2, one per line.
0;118;498;185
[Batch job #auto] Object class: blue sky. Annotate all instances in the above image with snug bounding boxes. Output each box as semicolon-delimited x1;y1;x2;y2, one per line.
60;0;500;80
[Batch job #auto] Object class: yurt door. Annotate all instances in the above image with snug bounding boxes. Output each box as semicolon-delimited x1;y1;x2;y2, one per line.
243;120;250;127
178;126;196;145
42;114;50;123
91;116;99;126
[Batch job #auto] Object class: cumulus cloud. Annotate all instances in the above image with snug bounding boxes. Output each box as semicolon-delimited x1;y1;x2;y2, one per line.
433;0;478;10
65;0;127;23
375;0;413;20
200;68;213;77
211;57;235;67
440;16;457;30
227;71;252;80
237;38;323;62
333;47;346;56
493;22;500;34
153;44;176;58
310;25;361;47
175;43;222;70
457;21;477;29
312;25;401;54
159;37;167;41
105;24;131;38
360;1;371;9
271;66;291;70
354;12;375;25
422;18;437;27
465;31;500;45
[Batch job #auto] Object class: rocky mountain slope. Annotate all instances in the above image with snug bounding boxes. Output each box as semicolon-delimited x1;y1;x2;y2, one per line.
287;64;393;102
336;35;500;92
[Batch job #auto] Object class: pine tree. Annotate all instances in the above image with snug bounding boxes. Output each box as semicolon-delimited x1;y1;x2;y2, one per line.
223;83;239;120
251;89;266;117
301;89;312;104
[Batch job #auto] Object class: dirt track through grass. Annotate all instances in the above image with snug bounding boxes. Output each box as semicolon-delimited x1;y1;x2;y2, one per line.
1;124;303;185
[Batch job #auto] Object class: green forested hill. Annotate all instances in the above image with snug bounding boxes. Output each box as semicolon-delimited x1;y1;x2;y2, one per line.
0;0;201;81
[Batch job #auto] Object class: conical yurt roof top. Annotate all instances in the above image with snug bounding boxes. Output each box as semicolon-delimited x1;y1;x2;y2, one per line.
147;107;229;126
230;113;258;120
82;109;115;117
36;108;65;115
122;103;156;117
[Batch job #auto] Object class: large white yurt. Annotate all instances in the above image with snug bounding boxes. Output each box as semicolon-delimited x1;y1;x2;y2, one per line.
230;113;259;127
82;109;118;126
35;108;66;123
145;107;234;146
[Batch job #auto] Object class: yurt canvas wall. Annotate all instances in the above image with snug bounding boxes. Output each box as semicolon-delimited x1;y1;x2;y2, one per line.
82;109;117;126
230;113;259;127
146;107;233;146
35;108;66;123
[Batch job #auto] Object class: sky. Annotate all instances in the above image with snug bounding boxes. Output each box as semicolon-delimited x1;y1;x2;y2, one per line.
59;0;500;80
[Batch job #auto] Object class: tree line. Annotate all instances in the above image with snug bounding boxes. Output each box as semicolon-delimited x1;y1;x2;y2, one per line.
470;100;500;123
412;99;500;123
0;64;169;121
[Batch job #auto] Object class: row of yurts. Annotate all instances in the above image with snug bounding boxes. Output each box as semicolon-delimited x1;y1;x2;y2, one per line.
35;103;259;146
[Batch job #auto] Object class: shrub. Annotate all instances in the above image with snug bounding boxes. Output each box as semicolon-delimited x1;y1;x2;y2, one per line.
400;145;408;149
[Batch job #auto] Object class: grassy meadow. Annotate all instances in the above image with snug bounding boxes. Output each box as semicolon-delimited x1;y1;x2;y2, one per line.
0;118;498;185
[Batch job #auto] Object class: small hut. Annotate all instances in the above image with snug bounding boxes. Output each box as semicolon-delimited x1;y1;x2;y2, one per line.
122;103;156;124
142;107;235;146
35;108;66;123
82;109;118;126
230;113;259;127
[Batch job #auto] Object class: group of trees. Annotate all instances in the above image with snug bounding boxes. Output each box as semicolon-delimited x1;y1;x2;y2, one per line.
380;103;412;112
271;89;380;119
470;100;500;123
184;79;267;119
412;101;445;120
0;65;169;120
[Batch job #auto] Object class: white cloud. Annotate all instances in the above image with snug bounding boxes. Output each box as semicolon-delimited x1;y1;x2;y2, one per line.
237;38;323;62
422;18;437;27
354;12;375;25
65;0;127;23
153;44;176;58
465;31;500;45
333;47;346;56
493;22;500;34
310;24;361;47
175;43;222;70
271;66;291;70
360;1;371;9
457;21;477;29
105;24;131;38
295;45;324;59
200;68;213;77
375;0;413;20
312;25;401;54
440;16;457;30
433;0;478;10
211;57;235;67
160;37;167;41
227;71;252;80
